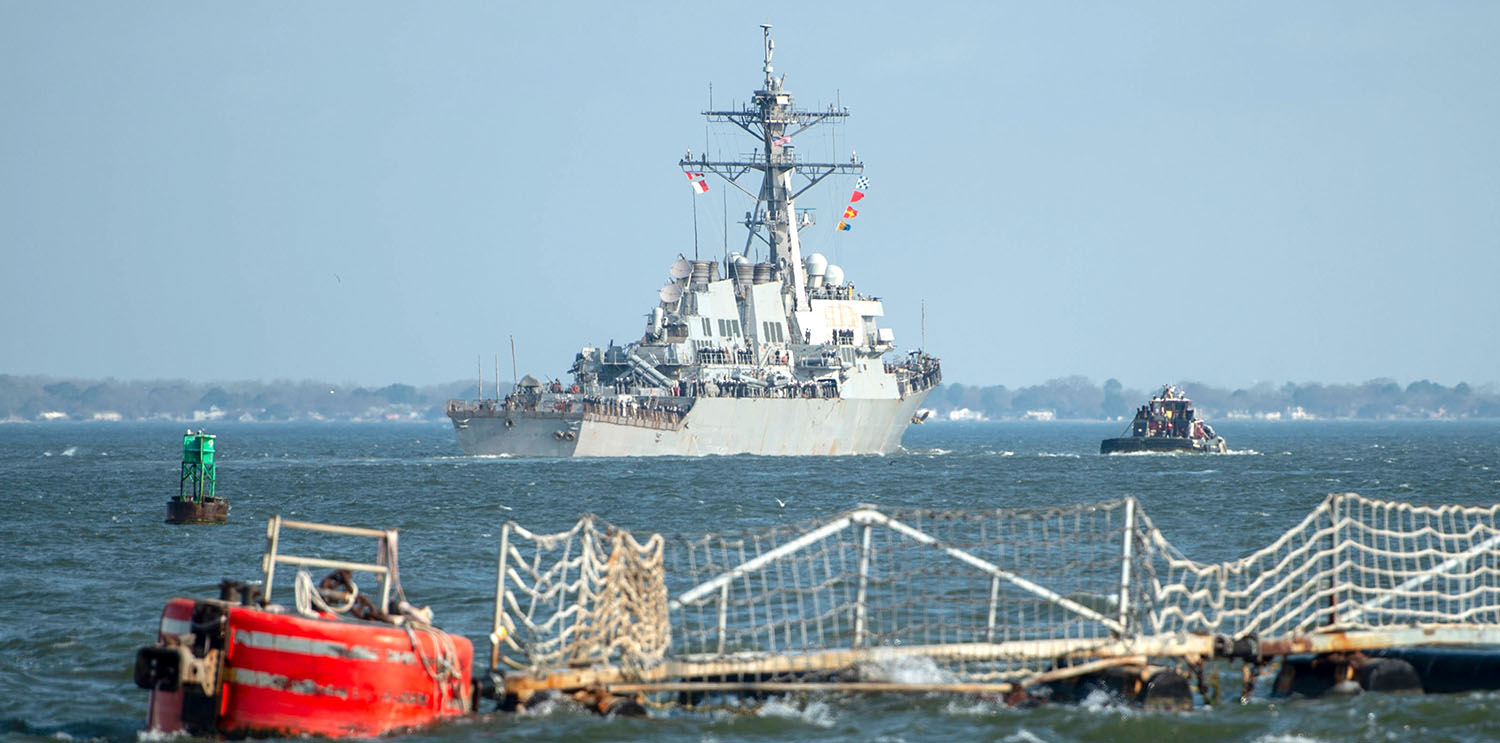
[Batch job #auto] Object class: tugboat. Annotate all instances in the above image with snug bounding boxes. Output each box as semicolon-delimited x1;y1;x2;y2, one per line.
1100;385;1227;454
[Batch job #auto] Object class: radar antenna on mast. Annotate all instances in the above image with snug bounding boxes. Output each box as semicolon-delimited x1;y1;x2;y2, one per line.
761;24;774;86
682;26;861;313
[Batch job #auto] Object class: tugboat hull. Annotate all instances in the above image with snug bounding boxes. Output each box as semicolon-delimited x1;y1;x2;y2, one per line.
1100;437;1225;454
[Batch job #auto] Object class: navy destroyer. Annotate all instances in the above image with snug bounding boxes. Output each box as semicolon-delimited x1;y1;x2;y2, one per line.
446;26;941;456
1100;385;1227;454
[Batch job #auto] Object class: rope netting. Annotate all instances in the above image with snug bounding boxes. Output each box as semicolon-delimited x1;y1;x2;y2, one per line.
493;494;1500;683
665;502;1139;682
494;517;669;671
1147;492;1500;638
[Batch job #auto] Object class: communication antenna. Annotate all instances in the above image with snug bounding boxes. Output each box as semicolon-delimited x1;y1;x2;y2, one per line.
495;355;500;400
476;356;482;402
510;336;518;394
691;178;700;260
921;300;926;351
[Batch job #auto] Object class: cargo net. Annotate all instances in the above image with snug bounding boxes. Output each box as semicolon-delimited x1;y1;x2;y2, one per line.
665;502;1145;683
493;494;1500;686
494;516;670;671
1147;492;1500;638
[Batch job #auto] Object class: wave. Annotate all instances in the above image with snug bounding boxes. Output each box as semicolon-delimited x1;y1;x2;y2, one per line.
755;698;836;728
858;655;957;685
0;717;142;743
136;729;187;742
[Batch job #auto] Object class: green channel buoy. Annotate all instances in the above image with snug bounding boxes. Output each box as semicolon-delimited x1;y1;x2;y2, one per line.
166;430;229;524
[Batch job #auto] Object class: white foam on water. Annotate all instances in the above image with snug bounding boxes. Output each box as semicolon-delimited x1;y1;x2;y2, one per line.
136;730;187;743
942;698;1011;717
858;655;958;684
754;698;835;728
1078;688;1133;715
516;694;567;717
60;446;78;456
1037;452;1082;458
1001;730;1050;743
1251;736;1328;743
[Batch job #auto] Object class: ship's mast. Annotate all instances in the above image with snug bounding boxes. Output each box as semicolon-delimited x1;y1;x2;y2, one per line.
680;25;863;316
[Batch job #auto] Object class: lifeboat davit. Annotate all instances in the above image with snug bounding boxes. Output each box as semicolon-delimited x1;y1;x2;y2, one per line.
134;517;475;738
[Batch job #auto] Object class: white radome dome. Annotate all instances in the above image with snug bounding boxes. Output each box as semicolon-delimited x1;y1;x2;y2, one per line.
823;264;845;286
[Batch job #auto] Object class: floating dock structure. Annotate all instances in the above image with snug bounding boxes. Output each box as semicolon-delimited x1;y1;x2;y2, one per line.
166;430;228;524
489;494;1500;710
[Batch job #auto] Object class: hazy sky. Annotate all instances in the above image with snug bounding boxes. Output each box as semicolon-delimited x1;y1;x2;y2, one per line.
3;2;1496;390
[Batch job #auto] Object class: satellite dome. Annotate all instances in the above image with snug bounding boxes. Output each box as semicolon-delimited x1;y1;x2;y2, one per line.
659;283;683;302
823;264;845;287
804;252;828;276
668;258;692;279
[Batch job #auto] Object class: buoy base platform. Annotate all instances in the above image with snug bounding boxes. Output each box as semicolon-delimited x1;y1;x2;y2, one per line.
166;497;229;524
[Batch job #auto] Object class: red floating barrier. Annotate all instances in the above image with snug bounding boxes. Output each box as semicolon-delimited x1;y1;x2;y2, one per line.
135;518;474;738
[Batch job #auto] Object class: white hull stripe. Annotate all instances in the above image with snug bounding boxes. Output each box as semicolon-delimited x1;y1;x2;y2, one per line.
224;667;350;699
160;618;192;637
234;629;379;661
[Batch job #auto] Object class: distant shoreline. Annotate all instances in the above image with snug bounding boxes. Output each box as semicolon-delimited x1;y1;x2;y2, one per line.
3;374;1496;425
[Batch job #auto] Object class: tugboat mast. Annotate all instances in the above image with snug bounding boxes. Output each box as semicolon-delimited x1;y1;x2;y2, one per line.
680;25;863;317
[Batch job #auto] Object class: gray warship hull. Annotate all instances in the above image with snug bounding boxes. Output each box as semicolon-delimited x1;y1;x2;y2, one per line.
452;392;931;457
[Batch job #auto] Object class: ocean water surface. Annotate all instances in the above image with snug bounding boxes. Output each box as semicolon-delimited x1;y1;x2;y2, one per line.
2;420;1499;743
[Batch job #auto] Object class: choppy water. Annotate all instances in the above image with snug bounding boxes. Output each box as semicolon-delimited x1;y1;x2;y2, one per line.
2;420;1499;743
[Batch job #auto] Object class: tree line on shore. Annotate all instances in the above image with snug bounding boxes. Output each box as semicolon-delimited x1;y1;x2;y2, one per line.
0;375;476;423
1;374;1496;423
930;377;1500;421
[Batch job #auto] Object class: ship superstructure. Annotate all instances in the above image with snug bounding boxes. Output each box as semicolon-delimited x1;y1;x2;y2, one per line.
446;27;940;456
